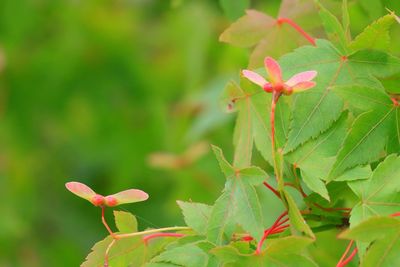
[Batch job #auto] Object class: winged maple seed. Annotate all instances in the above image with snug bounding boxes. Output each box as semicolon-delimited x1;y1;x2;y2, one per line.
65;181;149;207
242;56;317;97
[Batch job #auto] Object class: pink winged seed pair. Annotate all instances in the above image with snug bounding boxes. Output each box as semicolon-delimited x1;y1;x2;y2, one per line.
65;182;149;207
242;57;317;95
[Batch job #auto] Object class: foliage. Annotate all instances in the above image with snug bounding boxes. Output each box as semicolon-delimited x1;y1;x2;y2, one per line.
64;1;400;266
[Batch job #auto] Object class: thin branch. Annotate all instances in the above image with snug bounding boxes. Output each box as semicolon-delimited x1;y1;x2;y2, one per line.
101;207;116;238
115;226;191;239
142;233;185;245
263;181;281;199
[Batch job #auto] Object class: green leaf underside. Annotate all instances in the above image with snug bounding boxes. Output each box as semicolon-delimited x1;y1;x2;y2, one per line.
281;39;400;153
340;216;400;267
211;236;316;267
208;146;266;244
348;155;400;227
177;201;212;235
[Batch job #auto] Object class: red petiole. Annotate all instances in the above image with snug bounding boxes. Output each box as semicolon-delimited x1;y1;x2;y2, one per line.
256;211;289;254
101;206;117;238
276;18;316;46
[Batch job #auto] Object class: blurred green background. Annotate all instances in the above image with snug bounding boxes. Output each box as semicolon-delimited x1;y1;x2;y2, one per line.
0;0;399;266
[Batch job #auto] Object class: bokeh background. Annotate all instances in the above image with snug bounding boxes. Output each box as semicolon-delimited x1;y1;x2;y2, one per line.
0;0;399;266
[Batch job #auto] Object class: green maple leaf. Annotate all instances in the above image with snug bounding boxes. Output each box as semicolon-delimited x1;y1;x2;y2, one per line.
177;201;212;235
206;145;266;245
82;211;179;267
347;155;400;227
211;236;316;266
280;38;400;153
81;212;146;267
285;112;348;200
329;85;398;178
339;216;400;267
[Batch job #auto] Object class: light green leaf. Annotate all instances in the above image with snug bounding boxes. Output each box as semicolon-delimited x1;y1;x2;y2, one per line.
177;201;212;235
301;170;329;201
211;145;234;177
335;165;372;182
211;236;316;266
284;191;315;238
339;216;400;242
207;190;236;245
348;155;400;227
285;111;347;181
361;233;400;267
207;147;266;244
281;40;400;153
315;0;349;54
150;244;208;267
114;210;138;233
329;109;395;179
349;49;400;78
82;236;146;267
342;0;351;42
333;85;392;116
349;14;395;52
338;216;400;267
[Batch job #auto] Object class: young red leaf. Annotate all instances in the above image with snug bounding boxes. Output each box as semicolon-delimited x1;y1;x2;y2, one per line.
105;189;149;207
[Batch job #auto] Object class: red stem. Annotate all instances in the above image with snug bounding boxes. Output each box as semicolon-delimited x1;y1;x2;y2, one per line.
101;206;116;238
256;211;288;254
263;181;281;199
271;224;289;233
336;240;358;267
277;18;316;46
142;233;185;245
